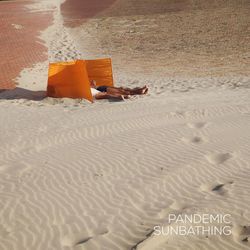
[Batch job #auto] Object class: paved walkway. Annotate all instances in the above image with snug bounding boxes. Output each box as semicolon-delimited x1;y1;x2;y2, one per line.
0;0;52;90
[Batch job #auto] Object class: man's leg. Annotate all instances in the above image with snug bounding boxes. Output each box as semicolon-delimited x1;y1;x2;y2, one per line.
107;86;148;95
95;92;129;100
106;87;130;95
119;85;148;95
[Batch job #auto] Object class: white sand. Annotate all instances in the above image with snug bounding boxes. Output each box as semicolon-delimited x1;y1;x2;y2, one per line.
0;0;250;250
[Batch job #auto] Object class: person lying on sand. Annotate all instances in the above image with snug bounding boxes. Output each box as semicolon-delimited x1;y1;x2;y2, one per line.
90;80;148;100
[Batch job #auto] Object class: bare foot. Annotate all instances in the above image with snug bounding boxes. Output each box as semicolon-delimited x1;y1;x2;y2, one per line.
143;87;148;94
140;86;148;94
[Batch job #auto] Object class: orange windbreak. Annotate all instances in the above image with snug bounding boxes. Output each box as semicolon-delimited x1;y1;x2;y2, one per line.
47;60;93;102
47;58;114;101
85;58;114;87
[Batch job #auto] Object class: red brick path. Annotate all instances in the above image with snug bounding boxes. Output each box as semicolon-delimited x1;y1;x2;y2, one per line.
0;0;52;89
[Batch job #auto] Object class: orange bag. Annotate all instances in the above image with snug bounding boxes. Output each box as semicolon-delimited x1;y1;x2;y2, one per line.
47;58;114;101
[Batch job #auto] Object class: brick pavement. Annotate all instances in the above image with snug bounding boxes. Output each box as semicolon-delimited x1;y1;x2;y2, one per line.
0;0;52;89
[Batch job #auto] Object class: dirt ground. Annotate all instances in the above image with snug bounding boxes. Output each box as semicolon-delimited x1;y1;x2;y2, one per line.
62;0;250;78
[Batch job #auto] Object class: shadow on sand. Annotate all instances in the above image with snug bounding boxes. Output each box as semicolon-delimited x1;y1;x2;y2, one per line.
0;88;129;103
0;88;46;101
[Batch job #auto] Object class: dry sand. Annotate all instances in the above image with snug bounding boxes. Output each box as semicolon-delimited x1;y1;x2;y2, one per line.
0;0;250;250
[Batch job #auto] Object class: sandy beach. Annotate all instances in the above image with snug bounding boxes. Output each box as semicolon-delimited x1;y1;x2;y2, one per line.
0;0;250;249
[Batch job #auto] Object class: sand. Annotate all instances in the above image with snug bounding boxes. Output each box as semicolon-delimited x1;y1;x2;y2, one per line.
0;0;250;249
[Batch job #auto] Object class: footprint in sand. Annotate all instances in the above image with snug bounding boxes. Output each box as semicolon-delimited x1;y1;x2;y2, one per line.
181;136;205;144
187;122;207;129
62;234;92;247
75;236;92;246
232;224;250;243
200;181;234;195
75;228;109;246
205;153;233;165
62;227;109;247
